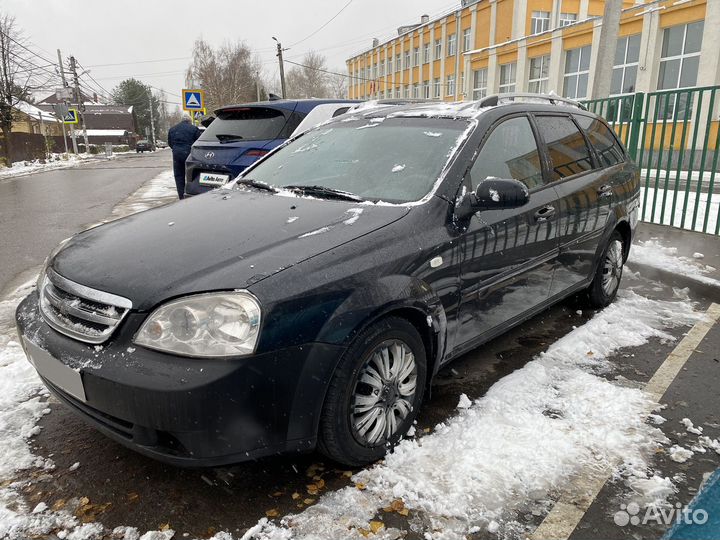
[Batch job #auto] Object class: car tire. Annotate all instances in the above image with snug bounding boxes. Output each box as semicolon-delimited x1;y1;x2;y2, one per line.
585;230;625;308
318;316;427;467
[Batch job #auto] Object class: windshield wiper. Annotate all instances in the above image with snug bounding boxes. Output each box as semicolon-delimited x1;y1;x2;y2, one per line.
216;134;244;142
235;178;277;192
283;185;363;202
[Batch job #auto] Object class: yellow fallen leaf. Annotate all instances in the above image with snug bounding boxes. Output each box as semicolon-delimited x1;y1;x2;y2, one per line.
355;482;366;490
52;499;66;511
265;508;280;518
390;499;405;512
303;498;315;504
315;478;326;489
306;484;319;495
291;492;301;500
369;521;384;533
271;491;283;497
159;523;171;531
357;528;370;537
398;507;409;516
587;351;594;356
78;497;90;506
342;471;353;478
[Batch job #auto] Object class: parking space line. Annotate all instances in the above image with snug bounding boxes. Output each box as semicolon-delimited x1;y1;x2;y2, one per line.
530;302;720;540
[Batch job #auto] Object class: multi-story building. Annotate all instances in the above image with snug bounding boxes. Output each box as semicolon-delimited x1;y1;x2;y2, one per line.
346;0;719;103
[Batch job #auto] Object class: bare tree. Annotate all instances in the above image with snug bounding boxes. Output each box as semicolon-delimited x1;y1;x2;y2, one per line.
327;71;348;99
0;15;52;164
285;52;332;99
185;39;262;111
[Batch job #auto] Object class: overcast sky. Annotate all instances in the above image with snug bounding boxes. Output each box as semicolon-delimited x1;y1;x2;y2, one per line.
3;0;456;108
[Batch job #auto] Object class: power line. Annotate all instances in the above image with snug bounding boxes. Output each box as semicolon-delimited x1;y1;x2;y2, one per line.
289;0;354;47
85;56;190;68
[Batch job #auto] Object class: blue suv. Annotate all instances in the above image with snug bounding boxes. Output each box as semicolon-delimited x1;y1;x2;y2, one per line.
184;99;359;196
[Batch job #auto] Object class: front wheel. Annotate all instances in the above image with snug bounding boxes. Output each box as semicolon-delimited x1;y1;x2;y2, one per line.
318;317;427;466
585;230;625;308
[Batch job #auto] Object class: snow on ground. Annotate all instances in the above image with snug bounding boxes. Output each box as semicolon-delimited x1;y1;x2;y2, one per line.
0;151;135;181
245;290;702;539
639;185;719;234
628;239;720;288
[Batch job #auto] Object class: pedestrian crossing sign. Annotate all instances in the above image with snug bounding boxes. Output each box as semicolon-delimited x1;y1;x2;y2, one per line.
182;89;204;111
63;109;79;124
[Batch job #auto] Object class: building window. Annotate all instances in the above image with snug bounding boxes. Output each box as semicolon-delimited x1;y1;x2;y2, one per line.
463;28;472;52
423;42;431;64
434;77;442;98
413;83;420;98
460;72;465;97
528;55;550;94
611;34;640;95
387;56;393;74
372;64;377;79
379;60;385;77
658;21;703;90
423;80;431;99
404;85;411;98
472;68;487;100
657;21;704;119
435;39;442;60
447;33;457;56
379;90;384;99
413;47;420;67
404;50;411;70
447;74;456;97
395;54;402;72
531;11;550;34
559;13;577;27
499;63;516;93
563;45;591;99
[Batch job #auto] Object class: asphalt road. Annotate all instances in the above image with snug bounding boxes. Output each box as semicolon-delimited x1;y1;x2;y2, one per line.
0;150;173;297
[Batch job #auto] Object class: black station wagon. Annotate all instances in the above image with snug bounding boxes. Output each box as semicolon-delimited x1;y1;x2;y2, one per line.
16;94;640;466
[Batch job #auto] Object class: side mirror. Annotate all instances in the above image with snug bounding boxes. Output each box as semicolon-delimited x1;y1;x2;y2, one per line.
456;177;530;220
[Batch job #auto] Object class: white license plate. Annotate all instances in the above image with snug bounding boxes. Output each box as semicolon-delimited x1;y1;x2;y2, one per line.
23;337;86;402
198;172;231;187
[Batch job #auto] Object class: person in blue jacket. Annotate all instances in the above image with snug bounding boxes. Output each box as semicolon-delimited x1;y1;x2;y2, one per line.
167;115;201;199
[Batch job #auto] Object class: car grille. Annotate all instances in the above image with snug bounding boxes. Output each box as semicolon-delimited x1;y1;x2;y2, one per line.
39;268;132;344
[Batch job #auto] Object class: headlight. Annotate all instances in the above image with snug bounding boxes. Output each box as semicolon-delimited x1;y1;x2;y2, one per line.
134;291;261;357
37;237;72;290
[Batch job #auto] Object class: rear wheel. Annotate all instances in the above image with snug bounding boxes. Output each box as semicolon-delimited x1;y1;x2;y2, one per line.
585;230;624;308
318;317;427;466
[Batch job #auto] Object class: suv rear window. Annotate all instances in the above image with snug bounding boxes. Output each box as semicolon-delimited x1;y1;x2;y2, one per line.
199;107;291;143
575;115;625;168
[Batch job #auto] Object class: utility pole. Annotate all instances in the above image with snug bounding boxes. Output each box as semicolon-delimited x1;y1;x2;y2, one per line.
256;71;261;101
590;0;623;99
69;55;90;151
147;88;156;145
57;49;77;155
273;37;287;99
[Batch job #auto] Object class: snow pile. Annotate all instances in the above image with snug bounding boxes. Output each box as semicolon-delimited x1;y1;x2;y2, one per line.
629;239;720;288
0;153;123;180
245;290;701;538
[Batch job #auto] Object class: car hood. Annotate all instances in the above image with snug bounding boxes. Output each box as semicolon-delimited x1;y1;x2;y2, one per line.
51;189;409;311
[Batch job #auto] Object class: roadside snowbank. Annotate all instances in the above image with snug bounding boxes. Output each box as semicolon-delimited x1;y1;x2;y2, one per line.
629;239;720;288
0;153;125;180
245;290;701;539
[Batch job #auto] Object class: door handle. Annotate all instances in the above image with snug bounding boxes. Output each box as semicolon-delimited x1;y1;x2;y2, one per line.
598;184;613;198
534;205;556;222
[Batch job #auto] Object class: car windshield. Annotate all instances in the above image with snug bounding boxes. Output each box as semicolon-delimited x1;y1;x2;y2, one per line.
199;107;289;143
240;117;467;203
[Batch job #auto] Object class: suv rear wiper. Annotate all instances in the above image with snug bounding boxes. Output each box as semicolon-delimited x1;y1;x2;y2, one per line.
235;178;277;192
283;185;363;202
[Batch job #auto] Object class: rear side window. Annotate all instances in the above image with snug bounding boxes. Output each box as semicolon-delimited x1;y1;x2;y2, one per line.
575;115;625;167
536;115;593;181
199;107;289;142
469;116;544;190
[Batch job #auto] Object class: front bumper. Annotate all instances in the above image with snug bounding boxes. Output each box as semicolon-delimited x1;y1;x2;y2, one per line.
16;292;345;467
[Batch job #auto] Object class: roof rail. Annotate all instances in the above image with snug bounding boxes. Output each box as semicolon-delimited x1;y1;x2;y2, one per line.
476;93;587;110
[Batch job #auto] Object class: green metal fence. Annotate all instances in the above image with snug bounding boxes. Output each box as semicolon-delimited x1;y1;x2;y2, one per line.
583;85;720;235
